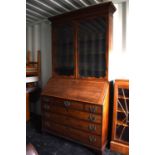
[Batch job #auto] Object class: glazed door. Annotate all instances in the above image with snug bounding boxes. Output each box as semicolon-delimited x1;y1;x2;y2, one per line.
114;85;129;144
78;17;107;78
54;23;74;76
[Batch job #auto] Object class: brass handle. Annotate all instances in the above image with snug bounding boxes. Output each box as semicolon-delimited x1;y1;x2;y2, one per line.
88;114;96;122
89;106;97;113
88;124;96;131
64;101;71;107
88;135;96;142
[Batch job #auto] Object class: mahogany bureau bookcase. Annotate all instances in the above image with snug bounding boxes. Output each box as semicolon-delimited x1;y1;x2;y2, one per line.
41;2;116;154
110;80;129;154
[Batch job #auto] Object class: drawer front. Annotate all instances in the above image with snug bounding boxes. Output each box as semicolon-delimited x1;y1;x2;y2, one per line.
85;104;102;114
42;96;102;115
42;96;83;111
42;103;102;124
43;121;101;148
43;112;102;135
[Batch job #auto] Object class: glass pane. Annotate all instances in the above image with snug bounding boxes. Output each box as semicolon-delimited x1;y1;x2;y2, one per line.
115;87;129;143
118;88;129;97
78;17;106;78
55;24;74;76
117;98;129;112
116;125;129;142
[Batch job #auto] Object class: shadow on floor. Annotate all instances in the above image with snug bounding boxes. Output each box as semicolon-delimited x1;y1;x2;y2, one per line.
26;113;121;155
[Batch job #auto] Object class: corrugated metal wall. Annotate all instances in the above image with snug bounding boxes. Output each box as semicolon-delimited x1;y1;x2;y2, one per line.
26;21;52;88
26;21;52;114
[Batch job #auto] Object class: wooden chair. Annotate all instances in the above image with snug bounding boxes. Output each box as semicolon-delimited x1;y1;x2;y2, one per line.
26;50;41;78
26;50;41;122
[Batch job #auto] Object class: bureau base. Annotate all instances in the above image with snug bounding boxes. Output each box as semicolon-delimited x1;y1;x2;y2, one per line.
42;128;107;155
41;78;109;155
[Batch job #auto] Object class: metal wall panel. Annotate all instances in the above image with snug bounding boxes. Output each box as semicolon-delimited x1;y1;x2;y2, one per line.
26;0;127;25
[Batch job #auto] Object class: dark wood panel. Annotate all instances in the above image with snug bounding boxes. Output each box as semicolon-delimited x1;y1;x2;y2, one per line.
42;104;102;124
43;112;102;136
26;92;30;121
42;78;108;105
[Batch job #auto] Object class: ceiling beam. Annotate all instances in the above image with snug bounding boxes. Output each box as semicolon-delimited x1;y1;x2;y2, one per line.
26;8;47;18
64;0;79;9
33;0;61;14
93;0;100;4
26;18;36;22
79;0;89;6
26;14;42;20
26;2;54;16
26;18;51;26
49;0;70;12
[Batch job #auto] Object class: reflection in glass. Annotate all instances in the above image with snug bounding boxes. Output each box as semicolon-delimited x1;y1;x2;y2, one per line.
118;88;129;97
78;17;106;78
116;125;129;142
55;24;74;76
115;87;129;143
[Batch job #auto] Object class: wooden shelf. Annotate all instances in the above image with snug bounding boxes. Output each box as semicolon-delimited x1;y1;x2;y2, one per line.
117;109;129;114
116;120;129;127
114;138;129;145
118;96;129;100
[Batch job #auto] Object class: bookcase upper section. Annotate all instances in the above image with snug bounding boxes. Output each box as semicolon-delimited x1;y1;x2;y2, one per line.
49;2;116;80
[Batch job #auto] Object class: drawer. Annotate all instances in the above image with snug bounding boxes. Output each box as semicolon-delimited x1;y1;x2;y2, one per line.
43;121;101;148
43;105;102;124
85;104;102;114
42;96;84;111
43;112;102;135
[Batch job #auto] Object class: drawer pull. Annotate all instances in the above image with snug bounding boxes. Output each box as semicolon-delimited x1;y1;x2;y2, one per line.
88;124;96;131
64;101;71;107
89;106;97;113
88;135;96;143
88;115;96;122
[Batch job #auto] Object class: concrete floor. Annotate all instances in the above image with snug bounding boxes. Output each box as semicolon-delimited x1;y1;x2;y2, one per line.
26;114;121;155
